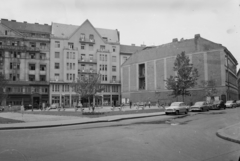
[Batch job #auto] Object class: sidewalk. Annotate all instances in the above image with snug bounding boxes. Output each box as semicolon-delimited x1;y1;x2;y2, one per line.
217;122;240;144
0;105;165;130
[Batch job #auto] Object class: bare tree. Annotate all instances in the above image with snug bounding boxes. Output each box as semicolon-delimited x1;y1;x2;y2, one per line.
200;79;218;100
0;74;8;105
71;73;104;111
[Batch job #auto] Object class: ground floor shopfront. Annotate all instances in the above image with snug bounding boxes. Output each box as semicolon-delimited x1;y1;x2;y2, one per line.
49;93;120;107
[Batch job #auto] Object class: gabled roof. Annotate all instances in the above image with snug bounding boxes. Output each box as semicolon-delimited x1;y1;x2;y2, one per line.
52;19;119;43
122;36;232;67
1;19;51;34
96;28;119;43
51;22;78;39
120;44;144;54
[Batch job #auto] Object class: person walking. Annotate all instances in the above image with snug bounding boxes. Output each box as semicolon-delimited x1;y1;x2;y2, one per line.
129;101;132;109
148;101;151;108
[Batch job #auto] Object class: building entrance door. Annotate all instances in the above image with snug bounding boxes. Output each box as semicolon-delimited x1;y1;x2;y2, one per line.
33;97;40;109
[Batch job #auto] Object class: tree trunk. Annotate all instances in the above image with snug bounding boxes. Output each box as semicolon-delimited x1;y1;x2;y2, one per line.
93;95;95;107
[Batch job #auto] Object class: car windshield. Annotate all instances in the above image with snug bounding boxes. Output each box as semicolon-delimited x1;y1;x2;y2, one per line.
171;102;182;106
194;102;204;106
226;101;233;103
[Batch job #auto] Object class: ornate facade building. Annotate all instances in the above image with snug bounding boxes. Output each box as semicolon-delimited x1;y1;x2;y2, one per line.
0;19;51;107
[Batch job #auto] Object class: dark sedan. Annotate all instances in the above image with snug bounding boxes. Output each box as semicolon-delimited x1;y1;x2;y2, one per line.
189;101;209;112
211;100;226;110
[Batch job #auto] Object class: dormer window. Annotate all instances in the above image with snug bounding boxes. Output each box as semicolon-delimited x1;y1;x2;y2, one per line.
5;30;8;35
89;34;94;42
102;37;108;42
68;42;74;49
80;33;85;41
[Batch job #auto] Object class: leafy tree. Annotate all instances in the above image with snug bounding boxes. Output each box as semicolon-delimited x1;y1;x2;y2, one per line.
165;51;199;102
200;79;218;99
71;73;104;110
0;74;8;105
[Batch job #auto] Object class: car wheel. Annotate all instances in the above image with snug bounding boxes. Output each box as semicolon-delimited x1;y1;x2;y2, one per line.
185;110;188;114
201;108;203;112
165;112;168;115
175;110;179;115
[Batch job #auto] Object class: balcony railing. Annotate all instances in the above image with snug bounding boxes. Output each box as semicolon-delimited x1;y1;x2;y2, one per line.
78;58;97;63
0;45;26;51
63;47;78;51
78;69;97;73
97;49;110;53
79;38;95;44
110;80;121;84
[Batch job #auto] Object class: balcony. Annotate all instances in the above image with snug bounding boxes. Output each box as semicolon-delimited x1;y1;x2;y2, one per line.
79;38;95;44
0;45;26;51
78;68;97;74
97;49;110;53
10;57;21;63
63;47;78;51
110;80;121;84
78;58;97;64
26;46;40;52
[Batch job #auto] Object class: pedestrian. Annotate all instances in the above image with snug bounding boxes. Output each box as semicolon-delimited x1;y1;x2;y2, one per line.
129;101;132;109
148;101;151;108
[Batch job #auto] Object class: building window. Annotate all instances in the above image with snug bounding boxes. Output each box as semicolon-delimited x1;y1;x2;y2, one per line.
105;65;107;71
55;41;60;48
29;75;35;81
67;63;69;70
100;45;105;51
30;53;36;59
112;76;116;82
81;44;85;50
73;52;75;59
112;66;116;72
67;73;69;80
68;42;74;49
55;85;60;92
73;63;75;70
30;42;36;48
70;63;72;70
40;75;46;81
55;52;60;58
54;73;59;81
40;43;46;49
81;54;85;61
40;65;46;71
112;56;116;62
112;85;118;92
89;34;94;42
5;30;8;35
105;55;107;61
105;75;107;81
89;44;93;51
102;37;108;42
29;64;36;70
89;54;93;62
112;46;116;52
40;53;46;59
139;63;145;90
55;63;60;69
10;63;13;69
80;33;85;41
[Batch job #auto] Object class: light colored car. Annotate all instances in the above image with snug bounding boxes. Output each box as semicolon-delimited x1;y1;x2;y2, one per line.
189;101;209;112
165;102;189;115
225;100;236;108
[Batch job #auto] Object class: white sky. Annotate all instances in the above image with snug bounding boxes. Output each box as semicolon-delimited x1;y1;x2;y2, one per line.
0;0;239;68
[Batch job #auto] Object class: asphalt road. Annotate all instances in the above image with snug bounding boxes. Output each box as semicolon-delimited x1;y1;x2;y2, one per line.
1;109;240;161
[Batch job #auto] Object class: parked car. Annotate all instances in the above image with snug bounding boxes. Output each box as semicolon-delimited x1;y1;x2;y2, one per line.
211;100;226;110
0;106;4;112
236;100;240;107
189;101;209;112
165;102;189;115
225;100;237;108
206;102;214;110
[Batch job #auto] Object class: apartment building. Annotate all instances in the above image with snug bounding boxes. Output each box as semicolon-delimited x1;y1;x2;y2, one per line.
121;34;238;104
0;19;51;106
50;20;121;107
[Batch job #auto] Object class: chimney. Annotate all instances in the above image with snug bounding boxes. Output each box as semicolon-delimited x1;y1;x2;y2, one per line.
195;34;200;39
44;24;48;26
1;19;8;21
11;20;16;22
35;23;39;25
24;21;27;23
172;38;178;42
131;44;135;46
141;44;146;47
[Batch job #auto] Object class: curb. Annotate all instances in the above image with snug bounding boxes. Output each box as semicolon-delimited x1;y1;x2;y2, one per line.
216;129;240;145
0;113;165;130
